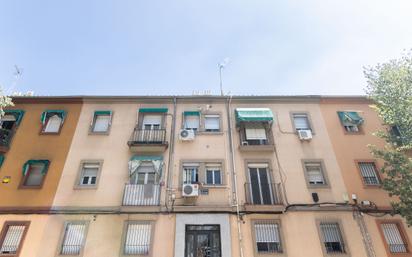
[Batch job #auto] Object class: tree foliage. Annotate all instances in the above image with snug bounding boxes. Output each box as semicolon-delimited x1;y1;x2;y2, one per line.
365;51;412;225
0;87;13;117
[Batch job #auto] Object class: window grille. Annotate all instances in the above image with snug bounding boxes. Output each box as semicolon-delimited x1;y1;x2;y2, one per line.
381;223;407;253
124;222;152;255
358;162;380;185
320;222;345;254
254;221;282;253
0;225;26;254
61;222;87;255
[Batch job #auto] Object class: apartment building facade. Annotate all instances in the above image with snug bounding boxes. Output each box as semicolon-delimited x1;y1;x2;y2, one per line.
0;95;410;257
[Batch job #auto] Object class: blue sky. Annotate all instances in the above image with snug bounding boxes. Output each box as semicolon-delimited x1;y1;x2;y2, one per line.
1;1;412;96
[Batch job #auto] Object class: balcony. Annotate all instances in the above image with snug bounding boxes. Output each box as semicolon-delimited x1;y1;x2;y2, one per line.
122;183;161;206
0;128;14;152
127;129;168;153
244;183;284;211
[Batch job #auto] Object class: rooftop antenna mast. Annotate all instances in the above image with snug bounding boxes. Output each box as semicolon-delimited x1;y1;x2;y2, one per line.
218;58;230;96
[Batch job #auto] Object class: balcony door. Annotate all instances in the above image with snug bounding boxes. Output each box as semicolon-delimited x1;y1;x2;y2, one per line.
140;115;162;142
248;165;273;205
185;225;221;257
130;162;156;185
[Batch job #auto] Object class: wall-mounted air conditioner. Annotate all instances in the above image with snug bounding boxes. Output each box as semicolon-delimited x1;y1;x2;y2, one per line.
298;129;313;140
179;129;195;141
182;184;199;197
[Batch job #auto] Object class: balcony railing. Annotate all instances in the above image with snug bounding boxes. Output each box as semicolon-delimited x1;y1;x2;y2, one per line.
0;128;13;149
244;183;283;205
122;183;161;206
128;129;167;145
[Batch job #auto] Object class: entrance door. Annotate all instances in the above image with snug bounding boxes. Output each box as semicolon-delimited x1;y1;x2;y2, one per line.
185;225;221;257
248;165;273;205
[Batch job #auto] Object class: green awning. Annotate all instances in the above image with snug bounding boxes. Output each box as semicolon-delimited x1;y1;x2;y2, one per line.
337;111;364;125
94;110;112;116
0;155;4;168
22;160;50;176
183;111;200;116
139;108;168;113
235;108;274;123
130;155;163;161
4;109;25;126
41;110;67;124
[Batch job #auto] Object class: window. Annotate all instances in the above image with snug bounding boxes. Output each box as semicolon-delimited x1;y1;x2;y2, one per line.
41;110;66;133
244;124;268;145
183;114;199;131
60;221;88;255
123;221;152;255
0;115;17;130
183;164;199;184
337;111;364;134
204;115;220;132
380;222;409;254
253;221;283;254
91;111;112;133
206;165;222;185
21;160;49;188
319;222;346;254
303;161;327;186
292;113;311;131
358;162;380;186
130;162;157;185
0;221;29;256
78;161;102;187
247;163;276;205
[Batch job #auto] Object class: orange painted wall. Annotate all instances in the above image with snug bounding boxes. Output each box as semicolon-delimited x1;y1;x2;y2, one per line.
320;98;393;207
0;99;82;208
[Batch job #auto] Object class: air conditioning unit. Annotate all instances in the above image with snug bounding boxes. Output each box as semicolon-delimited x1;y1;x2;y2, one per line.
182;184;199;197
179;129;195;141
298;129;312;140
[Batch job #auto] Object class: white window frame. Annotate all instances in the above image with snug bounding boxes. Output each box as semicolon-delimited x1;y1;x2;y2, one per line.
205;165;222;185
59;221;89;256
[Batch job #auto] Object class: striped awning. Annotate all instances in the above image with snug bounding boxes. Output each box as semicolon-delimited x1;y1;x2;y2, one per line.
337;111;364;125
235;108;273;123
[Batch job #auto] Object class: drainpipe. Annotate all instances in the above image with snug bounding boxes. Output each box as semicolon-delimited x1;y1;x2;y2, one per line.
165;97;177;210
226;95;245;257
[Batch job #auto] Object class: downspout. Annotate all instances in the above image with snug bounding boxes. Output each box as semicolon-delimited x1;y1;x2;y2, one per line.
226;95;245;257
165;97;177;210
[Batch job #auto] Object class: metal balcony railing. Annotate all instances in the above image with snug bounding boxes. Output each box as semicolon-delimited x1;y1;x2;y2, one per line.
0;128;13;148
244;182;283;205
128;129;167;145
122;184;161;206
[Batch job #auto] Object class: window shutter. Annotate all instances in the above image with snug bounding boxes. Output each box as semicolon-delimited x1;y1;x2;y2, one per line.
255;223;280;243
93;115;110;132
61;223;86;255
205;115;220;130
142;115;162;125
25;164;45;186
44;115;62;132
293;115;310;130
245;128;267;140
381;223;407;253
320;222;345;253
124;222;152;255
305;163;324;184
0;225;25;254
184;116;199;130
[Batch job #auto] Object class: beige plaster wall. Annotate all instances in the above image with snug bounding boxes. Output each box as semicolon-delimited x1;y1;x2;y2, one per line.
52;102;173;207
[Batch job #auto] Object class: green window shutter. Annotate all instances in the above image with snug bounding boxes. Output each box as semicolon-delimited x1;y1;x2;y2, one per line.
337;111;364;125
183;111;200;116
4;110;25;126
138;108;168;113
0;155;4;168
41;110;67;124
235;108;274;123
22;160;50;176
